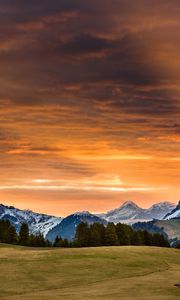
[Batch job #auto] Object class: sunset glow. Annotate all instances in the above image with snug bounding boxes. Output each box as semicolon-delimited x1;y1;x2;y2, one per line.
0;1;179;216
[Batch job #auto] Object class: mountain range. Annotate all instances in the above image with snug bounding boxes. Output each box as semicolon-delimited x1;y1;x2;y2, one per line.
0;200;179;242
98;201;175;224
0;204;62;236
132;201;180;246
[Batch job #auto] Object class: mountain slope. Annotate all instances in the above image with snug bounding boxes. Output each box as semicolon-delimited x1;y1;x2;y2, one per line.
164;201;180;220
99;201;144;224
0;200;177;239
133;218;180;246
100;201;175;224
46;211;107;242
0;204;62;236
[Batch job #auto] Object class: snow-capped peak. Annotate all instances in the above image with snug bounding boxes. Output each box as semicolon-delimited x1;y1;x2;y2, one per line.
148;202;175;210
164;201;180;220
120;201;140;209
74;211;91;216
0;203;63;237
99;200;176;224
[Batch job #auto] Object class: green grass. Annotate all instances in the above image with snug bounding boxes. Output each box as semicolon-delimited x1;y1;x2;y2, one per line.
0;244;179;299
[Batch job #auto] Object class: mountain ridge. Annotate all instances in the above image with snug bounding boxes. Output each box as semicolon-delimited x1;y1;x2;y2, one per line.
0;203;62;236
163;201;180;220
0;200;177;240
98;201;175;224
46;211;107;242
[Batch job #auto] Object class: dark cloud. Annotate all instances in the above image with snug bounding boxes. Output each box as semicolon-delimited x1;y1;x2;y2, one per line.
0;0;179;154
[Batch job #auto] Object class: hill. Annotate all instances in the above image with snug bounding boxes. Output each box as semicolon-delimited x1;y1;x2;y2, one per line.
133;219;180;246
0;244;179;300
155;219;180;245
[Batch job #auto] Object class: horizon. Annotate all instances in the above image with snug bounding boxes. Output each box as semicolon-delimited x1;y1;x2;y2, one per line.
0;199;178;218
0;1;180;215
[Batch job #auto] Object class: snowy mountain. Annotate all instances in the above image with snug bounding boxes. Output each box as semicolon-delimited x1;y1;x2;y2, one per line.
0;204;62;237
46;211;107;242
99;201;144;224
99;201;175;224
164;201;180;220
0;200;176;240
138;202;175;220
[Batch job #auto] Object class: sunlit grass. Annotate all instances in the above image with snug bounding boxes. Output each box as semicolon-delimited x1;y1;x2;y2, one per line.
0;244;179;299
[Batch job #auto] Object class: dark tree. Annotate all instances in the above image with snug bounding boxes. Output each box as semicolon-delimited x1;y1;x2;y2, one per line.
156;234;170;248
143;230;153;246
131;231;143;246
28;233;50;247
53;236;69;247
90;223;105;247
105;223;119;246
176;242;180;249
62;239;69;248
54;236;62;247
19;223;29;246
116;223;133;245
75;222;90;247
7;224;18;244
35;233;47;247
0;220;17;244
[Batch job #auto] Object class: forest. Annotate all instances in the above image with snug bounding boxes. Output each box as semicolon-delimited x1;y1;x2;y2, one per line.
0;219;171;248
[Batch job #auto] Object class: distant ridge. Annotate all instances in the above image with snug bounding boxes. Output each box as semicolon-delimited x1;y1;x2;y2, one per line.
0;203;62;236
163;201;180;220
98;201;175;224
0;200;177;240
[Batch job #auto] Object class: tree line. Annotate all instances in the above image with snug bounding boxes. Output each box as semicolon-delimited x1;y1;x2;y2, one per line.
0;219;171;248
0;220;51;247
72;222;170;248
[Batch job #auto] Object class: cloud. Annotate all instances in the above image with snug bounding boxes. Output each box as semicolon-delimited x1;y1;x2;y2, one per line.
0;0;179;213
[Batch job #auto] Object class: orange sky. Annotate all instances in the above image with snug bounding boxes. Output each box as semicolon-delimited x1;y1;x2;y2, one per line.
0;1;179;216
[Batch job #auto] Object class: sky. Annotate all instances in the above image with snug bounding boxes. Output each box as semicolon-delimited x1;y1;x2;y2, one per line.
0;0;179;216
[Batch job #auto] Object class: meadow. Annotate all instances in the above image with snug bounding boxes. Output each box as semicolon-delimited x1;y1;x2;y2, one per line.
0;244;179;300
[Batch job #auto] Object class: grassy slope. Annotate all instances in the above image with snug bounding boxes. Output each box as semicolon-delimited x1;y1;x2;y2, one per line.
155;219;180;240
0;244;179;300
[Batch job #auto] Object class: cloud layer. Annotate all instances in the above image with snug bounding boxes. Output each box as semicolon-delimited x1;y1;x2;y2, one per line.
0;1;179;214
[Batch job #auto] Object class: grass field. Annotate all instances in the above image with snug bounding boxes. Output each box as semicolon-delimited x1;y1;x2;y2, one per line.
0;244;179;300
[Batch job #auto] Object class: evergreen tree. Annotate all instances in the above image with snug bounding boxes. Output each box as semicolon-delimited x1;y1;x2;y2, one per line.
143;230;153;246
90;223;105;247
0;220;9;242
7;224;18;244
131;231;143;246
116;223;133;245
53;236;62;247
46;239;52;247
19;223;29;246
61;238;69;248
75;222;90;247
28;233;50;247
0;220;17;244
105;223;119;246
29;234;36;247
176;242;180;249
152;233;170;247
35;233;47;247
53;236;69;247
